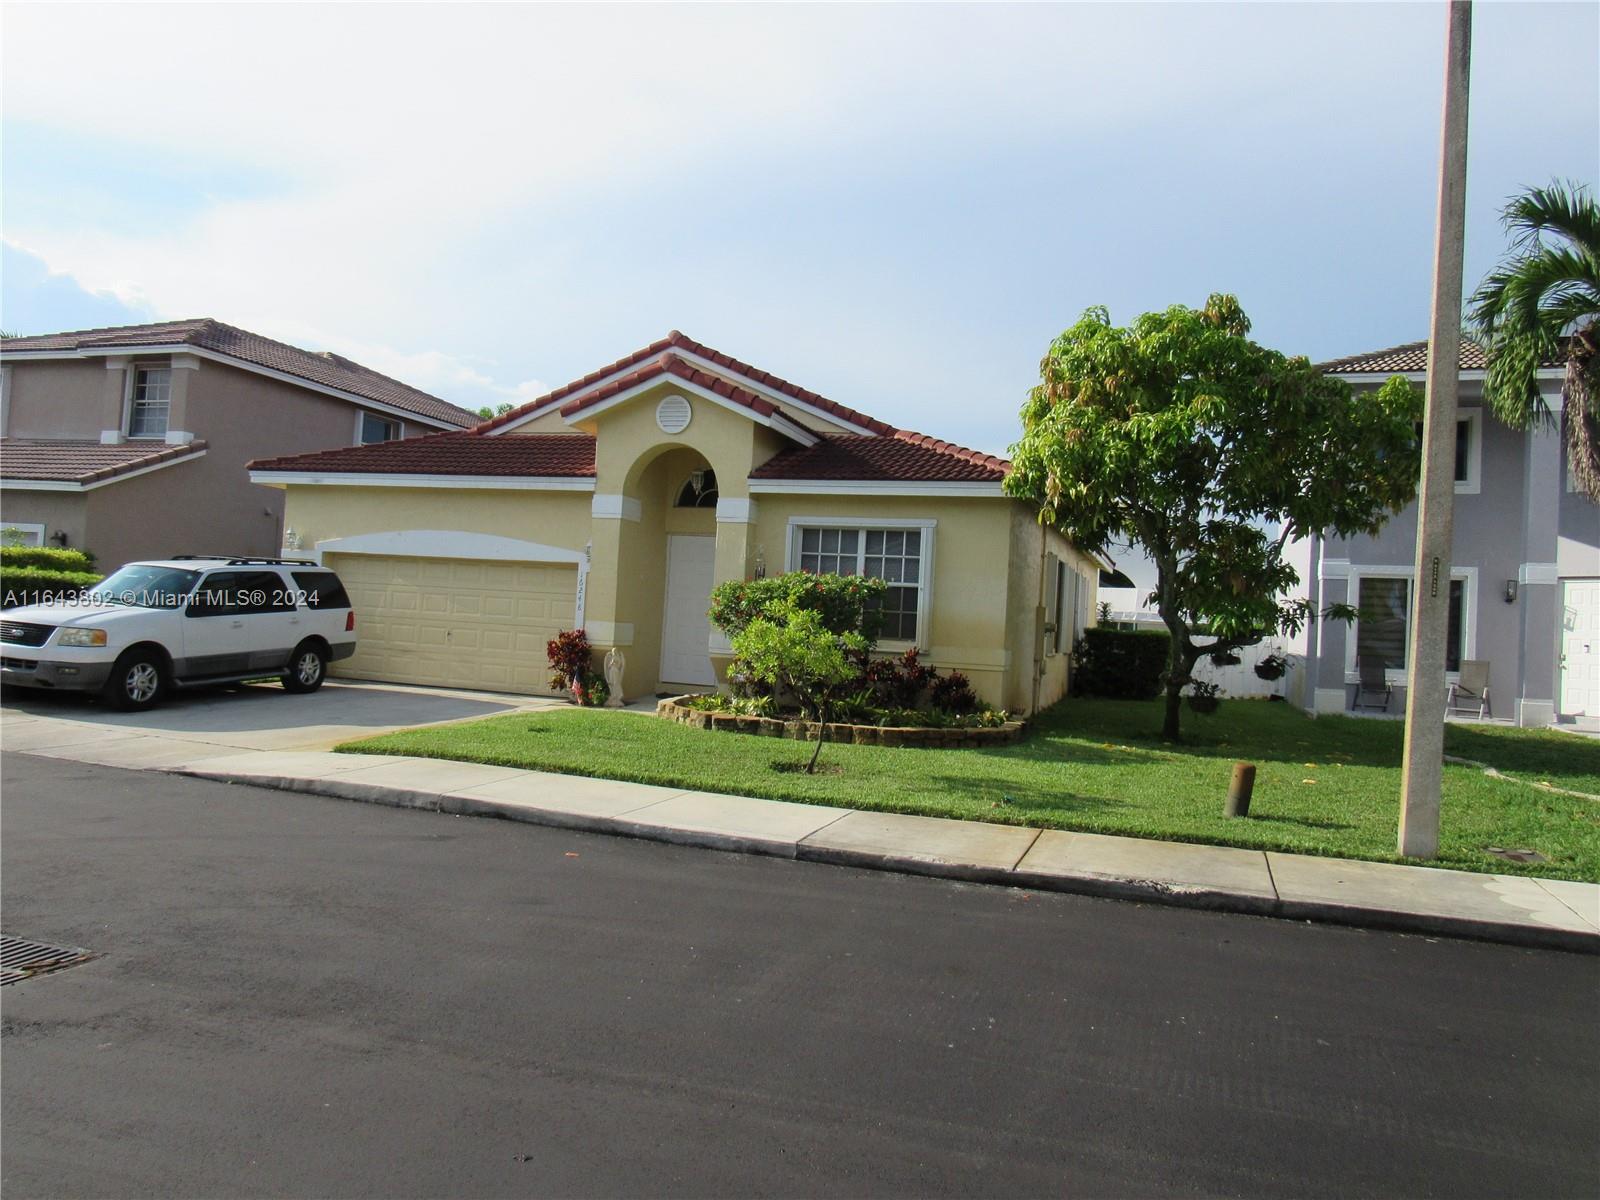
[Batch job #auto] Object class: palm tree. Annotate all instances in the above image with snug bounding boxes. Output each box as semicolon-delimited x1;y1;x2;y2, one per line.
1468;180;1600;500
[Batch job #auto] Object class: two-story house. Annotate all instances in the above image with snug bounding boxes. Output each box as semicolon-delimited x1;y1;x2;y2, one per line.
0;320;478;568
1306;340;1599;730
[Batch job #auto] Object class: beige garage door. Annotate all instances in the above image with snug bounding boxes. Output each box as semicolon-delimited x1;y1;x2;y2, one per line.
326;554;577;695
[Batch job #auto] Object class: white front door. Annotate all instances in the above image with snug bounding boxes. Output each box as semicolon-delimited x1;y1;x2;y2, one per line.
1559;578;1600;725
660;534;717;687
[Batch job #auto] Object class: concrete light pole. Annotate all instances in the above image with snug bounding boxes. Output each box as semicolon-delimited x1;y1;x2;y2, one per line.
1399;0;1473;859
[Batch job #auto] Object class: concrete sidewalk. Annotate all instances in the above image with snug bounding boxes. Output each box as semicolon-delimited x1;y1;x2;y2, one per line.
142;746;1600;954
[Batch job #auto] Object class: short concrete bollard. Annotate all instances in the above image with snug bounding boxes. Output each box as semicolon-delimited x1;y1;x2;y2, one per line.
1225;762;1256;818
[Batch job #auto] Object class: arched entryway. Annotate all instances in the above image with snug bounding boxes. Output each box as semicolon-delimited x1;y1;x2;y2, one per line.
656;452;719;687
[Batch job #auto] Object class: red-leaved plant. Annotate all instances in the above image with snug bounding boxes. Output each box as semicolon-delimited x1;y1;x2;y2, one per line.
547;629;593;698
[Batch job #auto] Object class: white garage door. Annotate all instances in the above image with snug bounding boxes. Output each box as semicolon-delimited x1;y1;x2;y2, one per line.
326;554;577;695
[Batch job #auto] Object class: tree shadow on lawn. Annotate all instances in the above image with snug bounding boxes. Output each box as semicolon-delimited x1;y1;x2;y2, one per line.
1443;724;1600;791
911;773;1134;821
1031;700;1422;771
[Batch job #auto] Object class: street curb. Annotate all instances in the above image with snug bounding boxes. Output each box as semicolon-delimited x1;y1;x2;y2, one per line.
168;765;1600;955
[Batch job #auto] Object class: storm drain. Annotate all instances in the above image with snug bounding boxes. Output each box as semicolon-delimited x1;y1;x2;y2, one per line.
0;934;96;985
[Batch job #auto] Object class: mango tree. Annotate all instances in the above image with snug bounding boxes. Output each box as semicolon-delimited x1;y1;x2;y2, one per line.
1005;294;1422;740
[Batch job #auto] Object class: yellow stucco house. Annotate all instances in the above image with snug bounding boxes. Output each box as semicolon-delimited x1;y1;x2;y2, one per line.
249;333;1099;711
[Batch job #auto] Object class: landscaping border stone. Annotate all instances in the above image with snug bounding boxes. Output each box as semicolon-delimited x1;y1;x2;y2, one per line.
654;695;1026;748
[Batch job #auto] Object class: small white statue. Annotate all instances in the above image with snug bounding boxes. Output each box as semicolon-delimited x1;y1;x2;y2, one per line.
603;646;625;708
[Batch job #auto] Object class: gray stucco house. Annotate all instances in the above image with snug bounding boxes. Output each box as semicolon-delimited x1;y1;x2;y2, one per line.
1304;340;1599;730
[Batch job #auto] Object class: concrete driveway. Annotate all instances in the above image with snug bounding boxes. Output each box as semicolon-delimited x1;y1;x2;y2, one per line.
0;677;555;769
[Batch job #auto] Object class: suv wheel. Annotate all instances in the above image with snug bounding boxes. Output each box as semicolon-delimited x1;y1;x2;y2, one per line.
103;650;166;711
282;642;328;694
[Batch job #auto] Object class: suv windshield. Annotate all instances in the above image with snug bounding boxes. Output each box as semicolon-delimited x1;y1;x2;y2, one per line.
87;565;202;609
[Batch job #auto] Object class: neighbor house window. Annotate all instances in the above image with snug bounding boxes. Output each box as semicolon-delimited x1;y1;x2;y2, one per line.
1413;414;1478;489
359;413;401;444
127;365;172;438
793;523;929;643
1354;574;1466;675
1;523;46;548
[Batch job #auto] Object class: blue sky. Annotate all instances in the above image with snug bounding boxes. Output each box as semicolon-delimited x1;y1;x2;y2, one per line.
4;3;1596;454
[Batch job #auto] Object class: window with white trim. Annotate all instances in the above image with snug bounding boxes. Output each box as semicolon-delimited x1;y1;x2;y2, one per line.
1412;412;1480;491
127;365;172;438
794;524;926;642
1354;574;1466;674
359;412;402;444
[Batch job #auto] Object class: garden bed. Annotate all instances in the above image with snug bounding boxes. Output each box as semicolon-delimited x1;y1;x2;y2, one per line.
656;695;1027;748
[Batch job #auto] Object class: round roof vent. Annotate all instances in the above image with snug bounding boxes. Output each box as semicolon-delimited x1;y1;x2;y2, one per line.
656;394;692;435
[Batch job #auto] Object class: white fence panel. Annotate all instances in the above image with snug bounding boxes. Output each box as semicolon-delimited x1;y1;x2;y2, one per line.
1191;641;1301;701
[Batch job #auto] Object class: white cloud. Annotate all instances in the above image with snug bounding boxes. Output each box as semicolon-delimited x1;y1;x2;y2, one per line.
4;3;1594;432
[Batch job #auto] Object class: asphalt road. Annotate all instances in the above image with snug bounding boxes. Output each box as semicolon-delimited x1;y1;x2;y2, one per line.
2;754;1597;1200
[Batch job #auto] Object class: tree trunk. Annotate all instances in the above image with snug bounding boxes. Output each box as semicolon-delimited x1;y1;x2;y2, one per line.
1154;555;1189;742
807;699;828;774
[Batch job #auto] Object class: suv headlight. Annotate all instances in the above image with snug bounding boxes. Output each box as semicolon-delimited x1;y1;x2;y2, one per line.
57;628;108;647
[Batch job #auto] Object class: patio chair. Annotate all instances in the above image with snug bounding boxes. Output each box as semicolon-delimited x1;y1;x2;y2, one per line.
1447;660;1491;719
1353;656;1393;712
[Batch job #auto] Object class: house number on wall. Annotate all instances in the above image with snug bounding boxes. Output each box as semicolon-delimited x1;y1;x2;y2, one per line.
656;394;692;434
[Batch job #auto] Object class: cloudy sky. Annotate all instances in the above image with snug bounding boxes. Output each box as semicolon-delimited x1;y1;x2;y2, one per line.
3;3;1596;452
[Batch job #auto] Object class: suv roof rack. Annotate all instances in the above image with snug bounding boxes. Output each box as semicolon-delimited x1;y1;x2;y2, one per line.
169;555;319;566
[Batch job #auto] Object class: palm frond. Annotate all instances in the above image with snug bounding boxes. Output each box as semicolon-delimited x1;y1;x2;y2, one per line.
1502;180;1600;258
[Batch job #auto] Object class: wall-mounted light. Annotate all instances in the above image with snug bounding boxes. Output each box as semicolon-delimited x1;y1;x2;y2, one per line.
1504;579;1518;604
753;545;766;580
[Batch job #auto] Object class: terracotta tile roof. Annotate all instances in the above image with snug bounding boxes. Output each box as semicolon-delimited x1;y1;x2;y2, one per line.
1317;339;1565;374
1;438;209;485
750;431;1010;484
1;319;478;428
477;330;893;435
257;337;1011;488
249;431;596;477
558;352;779;421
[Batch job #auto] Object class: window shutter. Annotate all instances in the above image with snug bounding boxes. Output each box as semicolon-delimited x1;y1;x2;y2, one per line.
1058;560;1074;652
1043;552;1060;655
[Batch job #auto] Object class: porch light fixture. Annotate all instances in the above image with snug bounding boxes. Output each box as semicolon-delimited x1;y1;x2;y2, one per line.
1503;579;1517;604
753;545;766;579
689;468;708;497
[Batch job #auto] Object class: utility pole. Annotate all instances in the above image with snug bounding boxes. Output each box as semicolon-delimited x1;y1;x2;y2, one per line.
1400;0;1472;859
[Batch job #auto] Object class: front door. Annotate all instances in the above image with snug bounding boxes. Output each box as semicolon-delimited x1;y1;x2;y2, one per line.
1559;578;1600;726
660;534;717;687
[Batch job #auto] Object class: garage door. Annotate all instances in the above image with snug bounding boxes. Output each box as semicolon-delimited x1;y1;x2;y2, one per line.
325;554;577;695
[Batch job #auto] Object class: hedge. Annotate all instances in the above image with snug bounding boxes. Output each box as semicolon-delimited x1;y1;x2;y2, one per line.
1;567;103;610
709;572;888;642
0;546;96;572
1070;627;1171;699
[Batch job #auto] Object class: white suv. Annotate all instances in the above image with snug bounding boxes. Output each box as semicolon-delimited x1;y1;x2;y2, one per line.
0;557;358;711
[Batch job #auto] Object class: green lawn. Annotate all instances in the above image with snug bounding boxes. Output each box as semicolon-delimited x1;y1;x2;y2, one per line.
341;698;1600;882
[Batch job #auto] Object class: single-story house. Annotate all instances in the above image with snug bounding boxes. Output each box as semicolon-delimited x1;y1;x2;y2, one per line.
249;332;1099;709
